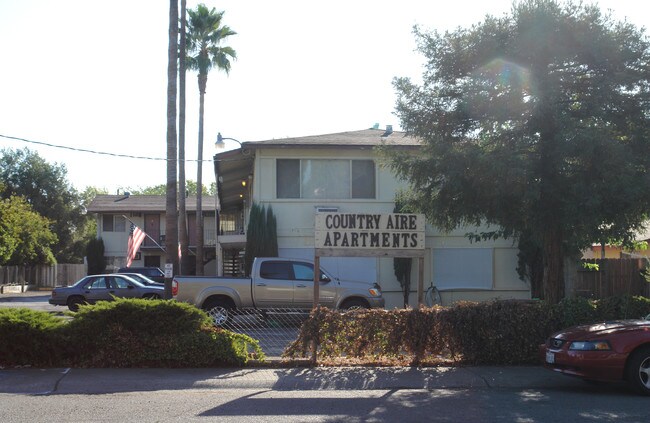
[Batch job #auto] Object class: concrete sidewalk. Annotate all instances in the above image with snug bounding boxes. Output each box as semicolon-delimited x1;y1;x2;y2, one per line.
0;366;585;395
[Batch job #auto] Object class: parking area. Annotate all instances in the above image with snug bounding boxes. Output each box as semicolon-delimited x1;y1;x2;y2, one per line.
0;290;61;314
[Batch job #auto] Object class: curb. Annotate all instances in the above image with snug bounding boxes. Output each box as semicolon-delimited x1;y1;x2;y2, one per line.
0;366;585;395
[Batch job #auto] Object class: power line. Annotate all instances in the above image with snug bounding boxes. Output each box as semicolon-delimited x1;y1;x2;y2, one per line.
0;134;218;162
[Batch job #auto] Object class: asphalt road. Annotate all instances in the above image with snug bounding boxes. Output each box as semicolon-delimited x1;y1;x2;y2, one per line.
0;367;647;423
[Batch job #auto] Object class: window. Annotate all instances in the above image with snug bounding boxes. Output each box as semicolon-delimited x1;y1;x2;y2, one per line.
110;277;131;289
260;262;292;280
293;263;314;281
277;159;375;199
277;159;300;198
259;261;328;281
351;160;376;198
102;215;126;232
433;248;494;290
86;277;108;289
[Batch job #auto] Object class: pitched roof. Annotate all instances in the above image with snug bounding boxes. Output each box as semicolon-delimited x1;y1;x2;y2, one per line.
241;128;420;150
87;194;216;213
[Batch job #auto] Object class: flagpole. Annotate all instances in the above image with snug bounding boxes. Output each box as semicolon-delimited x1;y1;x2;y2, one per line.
121;215;166;253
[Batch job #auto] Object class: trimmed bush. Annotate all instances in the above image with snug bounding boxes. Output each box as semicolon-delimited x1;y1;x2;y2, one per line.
0;299;264;368
439;300;557;364
64;298;264;367
0;308;67;367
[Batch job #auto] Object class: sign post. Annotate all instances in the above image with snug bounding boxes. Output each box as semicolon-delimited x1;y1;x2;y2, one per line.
312;212;427;362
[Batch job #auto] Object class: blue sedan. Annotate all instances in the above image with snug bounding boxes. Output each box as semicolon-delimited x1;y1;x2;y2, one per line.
49;274;164;311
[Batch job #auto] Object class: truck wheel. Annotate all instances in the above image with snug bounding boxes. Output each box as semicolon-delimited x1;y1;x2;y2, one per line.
203;299;233;326
626;346;650;396
340;298;368;311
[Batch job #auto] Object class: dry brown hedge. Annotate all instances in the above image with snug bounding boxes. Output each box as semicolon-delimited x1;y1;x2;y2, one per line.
285;296;650;366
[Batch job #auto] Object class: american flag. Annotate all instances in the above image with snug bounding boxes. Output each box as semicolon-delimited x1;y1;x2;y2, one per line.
126;223;146;267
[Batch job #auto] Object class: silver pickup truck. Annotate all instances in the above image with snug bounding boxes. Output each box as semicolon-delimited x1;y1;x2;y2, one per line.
172;257;385;325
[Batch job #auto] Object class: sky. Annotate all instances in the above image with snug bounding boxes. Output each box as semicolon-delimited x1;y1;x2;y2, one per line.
1;0;648;193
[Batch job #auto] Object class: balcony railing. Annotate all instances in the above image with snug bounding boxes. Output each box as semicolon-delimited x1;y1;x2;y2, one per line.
219;213;246;236
144;230;224;248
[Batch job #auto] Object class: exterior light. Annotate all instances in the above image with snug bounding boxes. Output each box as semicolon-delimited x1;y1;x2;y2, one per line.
215;132;243;150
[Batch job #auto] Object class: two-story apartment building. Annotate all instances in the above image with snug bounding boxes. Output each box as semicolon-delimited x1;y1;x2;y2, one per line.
87;194;217;274
87;127;530;308
213;127;530;308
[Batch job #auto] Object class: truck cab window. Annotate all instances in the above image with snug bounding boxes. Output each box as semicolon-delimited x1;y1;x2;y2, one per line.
259;262;292;280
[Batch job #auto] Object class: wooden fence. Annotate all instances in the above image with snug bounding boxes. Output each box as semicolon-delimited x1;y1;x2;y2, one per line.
0;264;87;289
574;258;649;299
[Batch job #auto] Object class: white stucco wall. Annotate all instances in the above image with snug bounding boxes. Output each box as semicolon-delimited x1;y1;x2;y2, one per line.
249;146;530;309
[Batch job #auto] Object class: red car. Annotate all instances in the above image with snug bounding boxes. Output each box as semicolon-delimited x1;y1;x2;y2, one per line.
542;319;650;395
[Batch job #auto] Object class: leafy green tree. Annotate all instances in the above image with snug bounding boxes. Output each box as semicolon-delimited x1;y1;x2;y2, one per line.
124;181;215;196
388;0;650;303
0;148;89;263
0;195;57;265
187;3;236;275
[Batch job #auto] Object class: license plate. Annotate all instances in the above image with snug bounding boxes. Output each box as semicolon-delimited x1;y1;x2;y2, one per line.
546;351;555;364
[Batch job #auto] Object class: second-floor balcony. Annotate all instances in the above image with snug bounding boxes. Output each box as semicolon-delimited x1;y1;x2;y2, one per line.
217;212;246;247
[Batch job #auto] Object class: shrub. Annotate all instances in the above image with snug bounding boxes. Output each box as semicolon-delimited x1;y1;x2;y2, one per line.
288;297;650;366
85;237;106;275
439;300;557;364
555;297;597;328
594;295;650;321
64;298;264;367
0;299;264;368
0;308;67;367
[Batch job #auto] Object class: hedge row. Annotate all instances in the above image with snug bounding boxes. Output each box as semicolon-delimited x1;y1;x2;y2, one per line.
285;296;650;365
0;298;264;368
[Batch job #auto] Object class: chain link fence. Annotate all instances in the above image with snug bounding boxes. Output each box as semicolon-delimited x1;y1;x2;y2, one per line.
219;308;307;358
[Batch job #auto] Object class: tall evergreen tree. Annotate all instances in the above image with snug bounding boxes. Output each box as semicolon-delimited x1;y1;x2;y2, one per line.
86;238;106;275
244;203;278;276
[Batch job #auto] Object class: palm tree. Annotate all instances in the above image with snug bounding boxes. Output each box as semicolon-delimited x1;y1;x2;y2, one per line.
178;0;189;274
187;4;236;275
165;0;179;296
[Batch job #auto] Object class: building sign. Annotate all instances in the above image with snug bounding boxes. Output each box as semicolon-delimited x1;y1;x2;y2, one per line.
315;213;426;257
